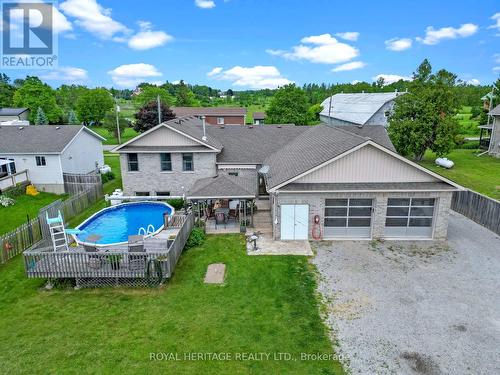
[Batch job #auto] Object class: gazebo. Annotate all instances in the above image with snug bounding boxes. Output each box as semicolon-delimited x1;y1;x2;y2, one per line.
187;174;257;233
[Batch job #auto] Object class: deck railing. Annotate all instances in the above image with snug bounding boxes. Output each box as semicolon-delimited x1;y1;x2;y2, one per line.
23;211;194;287
0;170;29;192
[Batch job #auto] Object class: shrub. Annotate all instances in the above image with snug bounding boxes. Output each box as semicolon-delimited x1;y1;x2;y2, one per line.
167;198;184;210
0;196;15;207
454;134;466;146
4;183;25;198
455;140;480;150
101;171;115;184
185;228;206;249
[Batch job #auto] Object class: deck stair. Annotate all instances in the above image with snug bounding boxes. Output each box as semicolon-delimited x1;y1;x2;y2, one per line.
253;200;272;234
46;211;69;252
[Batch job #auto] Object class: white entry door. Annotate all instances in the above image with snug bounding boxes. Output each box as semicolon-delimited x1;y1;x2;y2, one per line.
280;205;309;240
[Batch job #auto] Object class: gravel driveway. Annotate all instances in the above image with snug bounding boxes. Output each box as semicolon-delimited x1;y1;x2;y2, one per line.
312;212;500;375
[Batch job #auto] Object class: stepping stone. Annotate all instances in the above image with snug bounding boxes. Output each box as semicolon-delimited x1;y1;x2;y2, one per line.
204;263;226;284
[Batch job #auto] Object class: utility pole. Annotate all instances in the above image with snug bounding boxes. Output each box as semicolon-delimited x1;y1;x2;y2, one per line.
115;102;121;144
157;94;161;124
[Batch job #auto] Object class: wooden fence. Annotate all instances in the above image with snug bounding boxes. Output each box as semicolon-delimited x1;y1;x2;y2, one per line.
0;184;103;264
451;190;500;235
63;171;102;195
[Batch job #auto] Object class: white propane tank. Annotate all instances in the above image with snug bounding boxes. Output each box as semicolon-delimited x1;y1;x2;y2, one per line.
109;189;124;206
435;157;454;169
99;165;112;174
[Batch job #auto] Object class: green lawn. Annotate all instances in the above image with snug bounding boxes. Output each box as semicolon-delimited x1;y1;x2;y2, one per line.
92;127;139;145
0;192;64;236
103;153;122;194
455;105;480;135
245;104;267;124
419;149;500;200
0;235;344;374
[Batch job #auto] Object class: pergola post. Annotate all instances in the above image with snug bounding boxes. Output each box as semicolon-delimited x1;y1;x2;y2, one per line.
250;200;254;227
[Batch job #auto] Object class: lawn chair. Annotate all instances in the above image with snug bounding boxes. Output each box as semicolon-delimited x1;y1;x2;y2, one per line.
215;212;227;229
84;244;103;269
128;235;146;271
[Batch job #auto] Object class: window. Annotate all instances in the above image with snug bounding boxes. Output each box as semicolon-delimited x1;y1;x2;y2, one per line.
217;117;225;125
135;192;150;196
160;153;172;171
35;156;46;166
385;197;435;237
155;191;170;197
0;158;15;174
324;198;373;238
182;153;194;171
127;153;139;172
228;172;239;177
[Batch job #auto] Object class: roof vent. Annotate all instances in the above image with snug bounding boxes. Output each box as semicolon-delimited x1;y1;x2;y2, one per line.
277;125;282;128
56;126;60;130
220;125;225;129
18;126;24;130
248;125;253;129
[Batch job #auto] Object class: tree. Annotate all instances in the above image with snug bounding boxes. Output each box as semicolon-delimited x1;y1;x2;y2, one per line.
13;76;62;123
388;60;459;160
0;73;15;107
132;85;174;107
76;88;114;126
35;107;48;125
67;109;79;124
134;100;175;133
175;80;199;106
266;84;310;125
103;111;130;141
307;103;323;124
56;85;88;114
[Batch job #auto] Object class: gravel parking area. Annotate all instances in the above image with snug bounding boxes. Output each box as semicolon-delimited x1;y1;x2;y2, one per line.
312;212;500;375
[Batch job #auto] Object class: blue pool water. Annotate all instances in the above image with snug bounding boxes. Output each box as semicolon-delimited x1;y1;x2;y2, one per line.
76;202;173;245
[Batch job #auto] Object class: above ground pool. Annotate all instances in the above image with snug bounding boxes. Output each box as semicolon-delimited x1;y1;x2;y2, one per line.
75;202;174;246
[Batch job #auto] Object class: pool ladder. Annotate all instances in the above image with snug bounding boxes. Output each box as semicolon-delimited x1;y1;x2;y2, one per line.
138;224;155;236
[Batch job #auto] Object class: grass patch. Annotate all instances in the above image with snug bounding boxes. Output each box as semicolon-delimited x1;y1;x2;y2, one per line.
0;192;64;235
419;149;500;200
0;235;344;374
92;127;139;145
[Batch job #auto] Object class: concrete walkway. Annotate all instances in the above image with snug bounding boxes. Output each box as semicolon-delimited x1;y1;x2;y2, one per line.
246;232;313;256
103;145;118;151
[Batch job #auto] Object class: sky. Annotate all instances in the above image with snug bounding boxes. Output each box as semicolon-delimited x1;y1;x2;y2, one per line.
2;0;500;90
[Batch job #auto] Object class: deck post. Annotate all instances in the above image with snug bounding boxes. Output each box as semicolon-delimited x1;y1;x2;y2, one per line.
250;200;254;227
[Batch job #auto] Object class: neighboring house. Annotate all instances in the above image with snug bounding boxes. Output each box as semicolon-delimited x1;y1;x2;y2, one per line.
114;116;460;241
319;92;403;127
481;92;495;111
488;104;500;157
253;112;266;125
0;108;29;122
172;107;246;125
0;125;105;194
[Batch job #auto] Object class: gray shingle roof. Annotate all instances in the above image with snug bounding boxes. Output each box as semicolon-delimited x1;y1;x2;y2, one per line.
187;172;257;199
0;125;101;154
490;104;500;116
335;125;396;152
207;124;308;164
253;112;266;120
173;107;246;117
320;93;401;125
165;116;223;150
280;182;457;191
0;108;28;116
263;125;372;189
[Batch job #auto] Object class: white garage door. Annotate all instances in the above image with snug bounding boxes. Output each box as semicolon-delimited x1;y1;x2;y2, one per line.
323;198;373;239
280;205;309;240
384;198;435;238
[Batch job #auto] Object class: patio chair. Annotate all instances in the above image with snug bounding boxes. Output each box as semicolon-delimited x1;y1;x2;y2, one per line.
128;235;146;271
84;244;103;269
215;212;227;229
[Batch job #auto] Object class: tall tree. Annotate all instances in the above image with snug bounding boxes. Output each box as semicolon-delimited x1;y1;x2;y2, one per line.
55;85;88;113
134;100;175;133
67;109;79;124
0;73;15;107
132;85;174;107
175;80;199;106
76;88;114;126
103;111;130;141
12;76;62;123
388;60;459;160
35;107;48;125
266;84;310;125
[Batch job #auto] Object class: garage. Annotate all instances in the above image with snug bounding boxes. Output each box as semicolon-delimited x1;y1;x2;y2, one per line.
323;198;373;239
280;204;309;240
384;198;435;238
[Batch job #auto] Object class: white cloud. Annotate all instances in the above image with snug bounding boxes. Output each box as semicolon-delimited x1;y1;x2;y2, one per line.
493;66;500;73
40;66;88;82
373;74;412;85
494;53;500;64
416;23;478;45
108;63;162;88
195;0;216;9
60;0;130;40
489;13;500;33
3;1;72;34
331;61;366;72
335;32;359;41
207;67;223;76
128;21;173;50
207;65;292;89
267;33;359;64
466;78;481;86
385;37;412;51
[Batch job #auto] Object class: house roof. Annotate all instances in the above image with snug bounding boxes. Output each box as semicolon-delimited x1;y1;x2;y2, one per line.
253;112;266;120
0;108;28;116
0;125;104;154
207;124;308;164
172;107;246;117
489;104;500;116
320;92;401;125
187;172;257;199
279;182;457;192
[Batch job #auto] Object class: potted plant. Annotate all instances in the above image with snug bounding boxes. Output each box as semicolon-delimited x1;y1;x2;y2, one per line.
107;254;122;270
